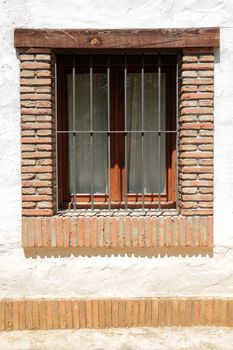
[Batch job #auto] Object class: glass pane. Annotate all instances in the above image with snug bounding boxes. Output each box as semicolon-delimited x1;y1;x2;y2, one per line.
68;134;108;194
67;72;108;131
127;73;142;131
127;132;166;194
144;72;166;131
143;132;166;194
127;72;166;194
93;73;108;131
127;133;142;194
93;134;108;193
68;72;108;194
69;133;91;194
68;73;90;131
127;72;166;131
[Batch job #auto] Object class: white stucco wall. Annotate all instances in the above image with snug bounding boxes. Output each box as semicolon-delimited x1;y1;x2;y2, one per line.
0;0;233;299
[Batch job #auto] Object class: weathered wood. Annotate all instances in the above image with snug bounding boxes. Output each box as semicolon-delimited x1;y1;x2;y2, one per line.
14;28;219;49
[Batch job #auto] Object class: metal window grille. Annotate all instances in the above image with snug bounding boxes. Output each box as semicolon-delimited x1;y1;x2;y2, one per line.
55;53;178;213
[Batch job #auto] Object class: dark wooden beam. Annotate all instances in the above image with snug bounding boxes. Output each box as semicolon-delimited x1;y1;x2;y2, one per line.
14;28;220;49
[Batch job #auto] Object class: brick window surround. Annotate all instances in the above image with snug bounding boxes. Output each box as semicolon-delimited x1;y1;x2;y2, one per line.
15;28;219;249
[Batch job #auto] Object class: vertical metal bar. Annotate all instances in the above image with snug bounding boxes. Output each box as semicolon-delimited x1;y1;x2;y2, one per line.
55;55;59;213
90;55;94;210
72;55;77;210
158;54;161;210
176;60;179;212
141;54;144;210
124;54;128;210
107;55;111;210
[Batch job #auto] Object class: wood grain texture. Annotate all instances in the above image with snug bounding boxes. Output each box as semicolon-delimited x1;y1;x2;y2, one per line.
14;28;220;49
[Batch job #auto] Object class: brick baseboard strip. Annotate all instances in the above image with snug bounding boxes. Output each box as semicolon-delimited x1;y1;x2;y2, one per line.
0;298;232;330
22;216;213;248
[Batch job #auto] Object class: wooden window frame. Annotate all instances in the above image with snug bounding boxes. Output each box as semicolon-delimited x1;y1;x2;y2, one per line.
57;53;177;210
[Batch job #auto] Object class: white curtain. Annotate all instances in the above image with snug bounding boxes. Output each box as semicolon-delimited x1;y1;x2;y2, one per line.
67;71;166;195
67;73;108;194
127;72;166;194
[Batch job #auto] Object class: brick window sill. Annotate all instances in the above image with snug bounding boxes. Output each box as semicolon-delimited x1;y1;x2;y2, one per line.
22;214;213;249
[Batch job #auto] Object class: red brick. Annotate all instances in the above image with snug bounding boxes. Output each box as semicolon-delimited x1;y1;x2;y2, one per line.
182;78;213;85
181;137;213;144
21;62;50;69
21;100;52;108
180;151;213;159
181;107;213;115
22;195;52;201
181;71;197;78
22;209;53;216
22;122;52;130
21;108;52;115
111;217;118;248
20;78;51;86
182;55;198;63
22;165;53;173
64;218;70;248
21;70;35;78
131;218;138;248
35;70;51;77
21;93;51;101
22;201;36;209
182;93;213;100
35;54;51;60
77;217;84;247
180;123;213;130
124;218;131;248
181;85;198;92
20;54;35;61
199;70;214;77
182;63;214;70
182;194;213;201
22;137;52;144
181;209;213;216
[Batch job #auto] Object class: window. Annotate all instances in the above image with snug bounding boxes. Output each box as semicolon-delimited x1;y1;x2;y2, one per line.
57;53;177;210
17;28;216;248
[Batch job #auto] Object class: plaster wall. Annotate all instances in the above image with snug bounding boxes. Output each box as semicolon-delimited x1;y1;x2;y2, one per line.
0;0;233;298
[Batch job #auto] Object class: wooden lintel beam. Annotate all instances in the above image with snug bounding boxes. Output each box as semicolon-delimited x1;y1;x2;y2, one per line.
14;28;220;49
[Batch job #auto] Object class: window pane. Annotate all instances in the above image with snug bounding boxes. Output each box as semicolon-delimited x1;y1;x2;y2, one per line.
127;133;142;194
127;72;166;194
68;73;90;131
127;73;142;131
67;73;108;131
93;134;108;194
69;133;91;194
93;73;108;131
68;73;108;194
143;132;166;194
144;72;166;131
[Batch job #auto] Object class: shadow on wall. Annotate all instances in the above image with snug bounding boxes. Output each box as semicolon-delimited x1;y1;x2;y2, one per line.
24;247;213;259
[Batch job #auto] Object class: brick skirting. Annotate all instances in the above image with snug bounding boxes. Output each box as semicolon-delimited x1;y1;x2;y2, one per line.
0;297;232;330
